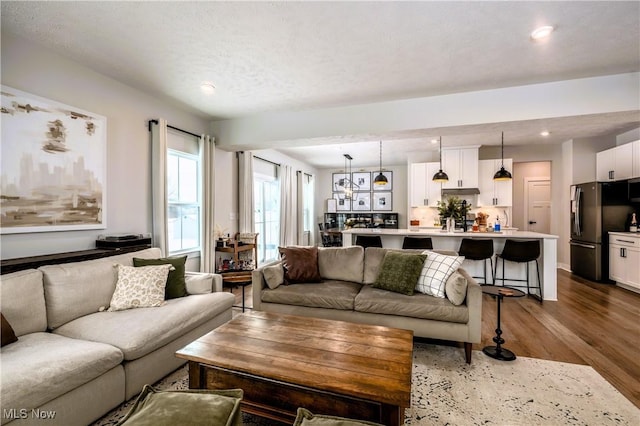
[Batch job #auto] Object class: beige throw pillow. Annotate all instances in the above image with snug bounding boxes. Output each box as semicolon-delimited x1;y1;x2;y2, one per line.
108;264;173;312
263;263;285;289
444;271;468;305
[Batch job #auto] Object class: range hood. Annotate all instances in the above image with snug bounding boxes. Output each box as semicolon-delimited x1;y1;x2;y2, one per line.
441;188;480;196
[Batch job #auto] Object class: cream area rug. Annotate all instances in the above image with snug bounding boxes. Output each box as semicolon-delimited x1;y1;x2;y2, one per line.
92;342;639;426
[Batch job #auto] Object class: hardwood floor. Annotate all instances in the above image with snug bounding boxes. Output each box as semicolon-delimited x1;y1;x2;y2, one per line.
229;270;640;409
478;269;640;409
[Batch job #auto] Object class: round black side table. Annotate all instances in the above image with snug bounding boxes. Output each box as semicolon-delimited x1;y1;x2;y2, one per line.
481;285;525;361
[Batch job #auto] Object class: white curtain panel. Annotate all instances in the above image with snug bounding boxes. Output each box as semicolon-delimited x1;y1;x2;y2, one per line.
150;119;169;256
296;171;304;245
308;173;316;246
279;164;298;246
238;151;254;233
200;134;216;273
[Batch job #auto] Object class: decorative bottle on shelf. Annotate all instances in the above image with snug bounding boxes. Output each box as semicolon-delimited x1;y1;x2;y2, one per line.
494;216;501;232
631;213;638;232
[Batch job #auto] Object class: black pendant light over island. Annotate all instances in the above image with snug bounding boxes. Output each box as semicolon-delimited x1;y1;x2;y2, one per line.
493;132;513;181
373;141;388;186
432;136;449;183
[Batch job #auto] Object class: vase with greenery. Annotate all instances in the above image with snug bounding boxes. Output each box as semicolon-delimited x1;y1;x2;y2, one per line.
437;196;469;225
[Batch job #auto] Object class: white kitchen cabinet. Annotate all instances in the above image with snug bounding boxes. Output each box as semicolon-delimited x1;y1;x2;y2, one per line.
478;159;513;206
597;143;633;181
633;140;640;178
409;162;441;207
441;147;479;189
609;232;640;292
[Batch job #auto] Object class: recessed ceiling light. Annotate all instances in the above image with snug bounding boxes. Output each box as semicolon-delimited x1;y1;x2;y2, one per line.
200;82;216;94
430;139;439;144
530;25;554;41
540;131;551;137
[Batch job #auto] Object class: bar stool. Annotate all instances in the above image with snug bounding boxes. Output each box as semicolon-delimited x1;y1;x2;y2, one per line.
402;237;433;250
494;239;542;302
458;238;494;285
355;235;383;248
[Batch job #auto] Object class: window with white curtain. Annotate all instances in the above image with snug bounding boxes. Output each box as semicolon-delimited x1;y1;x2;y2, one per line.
167;131;201;254
253;158;280;264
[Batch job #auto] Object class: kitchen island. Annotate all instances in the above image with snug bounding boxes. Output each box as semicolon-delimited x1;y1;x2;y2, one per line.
342;228;559;301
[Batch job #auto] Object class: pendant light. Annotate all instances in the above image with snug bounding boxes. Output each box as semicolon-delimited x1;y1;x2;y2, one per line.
334;154;359;200
373;141;388;186
493;132;513;181
432;136;449;182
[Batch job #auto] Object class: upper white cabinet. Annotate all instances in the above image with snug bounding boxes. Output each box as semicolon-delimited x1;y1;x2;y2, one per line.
597;143;633;181
478;159;513;207
441;147;479;189
409;162;441;207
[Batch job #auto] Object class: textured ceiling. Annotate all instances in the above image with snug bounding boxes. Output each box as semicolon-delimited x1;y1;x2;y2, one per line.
2;1;640;167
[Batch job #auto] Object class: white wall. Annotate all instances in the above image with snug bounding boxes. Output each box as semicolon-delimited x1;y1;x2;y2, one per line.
1;34;211;258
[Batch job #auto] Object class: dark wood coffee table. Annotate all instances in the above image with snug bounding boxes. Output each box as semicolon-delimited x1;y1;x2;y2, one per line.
176;311;413;425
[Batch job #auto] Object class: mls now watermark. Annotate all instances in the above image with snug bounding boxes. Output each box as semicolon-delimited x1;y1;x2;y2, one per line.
3;408;57;420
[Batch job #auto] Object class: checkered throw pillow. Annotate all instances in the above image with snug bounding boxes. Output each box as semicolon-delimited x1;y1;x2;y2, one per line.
416;251;465;298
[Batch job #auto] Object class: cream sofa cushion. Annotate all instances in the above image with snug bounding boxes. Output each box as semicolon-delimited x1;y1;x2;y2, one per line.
261;280;362;311
54;292;233;360
318;246;364;283
0;269;47;336
1;332;123;413
40;248;162;329
354;285;469;323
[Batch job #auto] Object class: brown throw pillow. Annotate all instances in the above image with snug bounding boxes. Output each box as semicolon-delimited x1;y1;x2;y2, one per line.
278;246;322;284
1;313;18;347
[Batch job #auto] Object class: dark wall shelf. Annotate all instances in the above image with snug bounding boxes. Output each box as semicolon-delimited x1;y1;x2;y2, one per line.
1;245;152;275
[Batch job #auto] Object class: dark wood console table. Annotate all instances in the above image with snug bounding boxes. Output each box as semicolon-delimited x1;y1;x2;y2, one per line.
1;245;151;275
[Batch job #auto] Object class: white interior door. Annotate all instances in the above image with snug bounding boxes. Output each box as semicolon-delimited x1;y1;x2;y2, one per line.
525;179;551;233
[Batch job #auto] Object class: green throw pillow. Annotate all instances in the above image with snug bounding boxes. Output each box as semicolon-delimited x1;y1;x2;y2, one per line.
133;256;187;299
372;252;427;295
293;407;384;426
116;385;243;426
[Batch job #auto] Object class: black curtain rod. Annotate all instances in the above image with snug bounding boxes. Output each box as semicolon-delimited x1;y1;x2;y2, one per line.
253;155;280;167
148;119;201;139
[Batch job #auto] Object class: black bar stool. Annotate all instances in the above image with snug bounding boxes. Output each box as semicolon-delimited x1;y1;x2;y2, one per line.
402;237;433;250
494;239;542;302
458;238;494;285
355;235;383;248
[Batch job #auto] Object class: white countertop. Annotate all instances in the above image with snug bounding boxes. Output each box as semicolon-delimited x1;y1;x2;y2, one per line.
341;228;558;239
609;231;640;237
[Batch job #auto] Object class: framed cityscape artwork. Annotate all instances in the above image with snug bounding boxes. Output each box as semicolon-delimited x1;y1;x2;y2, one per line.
1;86;107;234
373;192;393;211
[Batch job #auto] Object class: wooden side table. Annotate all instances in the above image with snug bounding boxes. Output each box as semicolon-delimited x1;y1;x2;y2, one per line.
220;271;252;312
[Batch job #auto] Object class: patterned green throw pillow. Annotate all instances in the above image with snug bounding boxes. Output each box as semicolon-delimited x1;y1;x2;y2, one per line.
372;251;427;295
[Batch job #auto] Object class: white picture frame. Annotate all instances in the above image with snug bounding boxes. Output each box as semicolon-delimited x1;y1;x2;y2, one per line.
352;172;371;191
352;193;371;211
373;192;393;211
333;195;351;211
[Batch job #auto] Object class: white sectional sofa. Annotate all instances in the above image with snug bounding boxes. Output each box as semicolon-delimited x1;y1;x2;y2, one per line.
0;248;234;426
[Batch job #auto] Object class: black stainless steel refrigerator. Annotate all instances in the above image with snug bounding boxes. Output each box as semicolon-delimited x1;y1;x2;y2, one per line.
570;181;632;282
